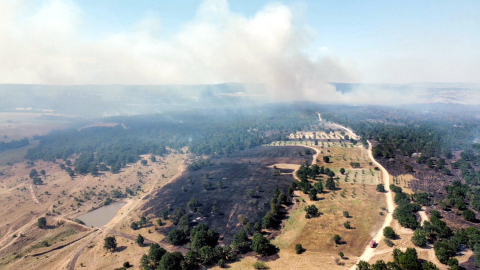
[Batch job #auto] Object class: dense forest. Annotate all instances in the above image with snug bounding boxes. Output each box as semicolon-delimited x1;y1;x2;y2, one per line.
321;105;480;187
321;104;480;157
25;106;318;175
0;137;29;152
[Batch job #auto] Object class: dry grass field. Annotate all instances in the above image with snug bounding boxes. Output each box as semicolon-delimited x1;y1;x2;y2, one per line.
0;112;72;143
0;149;186;270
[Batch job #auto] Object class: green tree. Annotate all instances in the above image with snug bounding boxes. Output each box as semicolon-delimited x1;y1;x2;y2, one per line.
309;188;317;201
40;169;46;176
146;243;166;269
295;244;303;254
136;234;145;246
344;221;351;229
199;246;215;264
343;211;350;218
383;227;396;239
463;209;476;222
326;178;336;190
218;258;226;268
356;260;371;270
161;210;169;220
37;217;47;229
141;160;148;166
376;184;385;193
304;205;319;219
167;228;186;246
411;229;427;247
232;230;250;253
278;193;287;204
334;235;341;245
184;250;200;269
32;177;43;185
251;233;274;256
262;211;275;228
187;197;199;212
130;222;139;230
156;218;163;226
158;252;184;270
150;155;156;162
273;187;281;198
314;182;323;194
340;168;345;175
104;236;117;252
29;169;38;179
323;156;330;163
395;248;421;270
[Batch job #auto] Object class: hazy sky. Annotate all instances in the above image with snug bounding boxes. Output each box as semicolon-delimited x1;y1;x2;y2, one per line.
1;0;479;88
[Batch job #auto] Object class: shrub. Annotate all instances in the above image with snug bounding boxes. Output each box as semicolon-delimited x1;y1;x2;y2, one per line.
253;261;269;269
338;252;344;258
334;235;341;245
136;234;145;246
343;211;349;218
343;221;351;229
103;236;117;252
463;209;476;222
304;205;319;219
376;184;385;193
295;244;303;254
384;239;394;247
130;222;139;230
37;217;47;229
218;259;226;268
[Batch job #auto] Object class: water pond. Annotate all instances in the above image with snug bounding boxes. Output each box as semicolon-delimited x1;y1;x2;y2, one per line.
76;202;126;227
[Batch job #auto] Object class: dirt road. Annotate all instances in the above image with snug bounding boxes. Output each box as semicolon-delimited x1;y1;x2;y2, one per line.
348;141;394;269
62;154;187;270
318;113;395;269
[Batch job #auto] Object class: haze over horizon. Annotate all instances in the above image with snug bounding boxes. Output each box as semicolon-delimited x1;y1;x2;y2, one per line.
1;0;479;103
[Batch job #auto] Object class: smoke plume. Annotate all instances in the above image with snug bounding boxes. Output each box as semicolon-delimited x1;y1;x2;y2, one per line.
0;0;357;101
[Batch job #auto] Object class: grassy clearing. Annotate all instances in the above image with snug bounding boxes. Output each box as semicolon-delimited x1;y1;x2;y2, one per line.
0;141;39;166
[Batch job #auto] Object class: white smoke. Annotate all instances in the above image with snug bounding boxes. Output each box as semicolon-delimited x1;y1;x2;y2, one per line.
0;0;361;101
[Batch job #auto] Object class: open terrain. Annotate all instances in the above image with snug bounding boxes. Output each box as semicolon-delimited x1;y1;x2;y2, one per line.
0;147;185;270
143;146;313;243
220;119;388;269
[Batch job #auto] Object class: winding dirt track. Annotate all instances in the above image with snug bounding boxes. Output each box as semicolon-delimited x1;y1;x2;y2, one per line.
62;155;187;270
348;141;394;269
316;113;395;270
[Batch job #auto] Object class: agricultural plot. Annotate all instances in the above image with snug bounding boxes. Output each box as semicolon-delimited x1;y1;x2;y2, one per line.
142;146;313;243
221;132;386;270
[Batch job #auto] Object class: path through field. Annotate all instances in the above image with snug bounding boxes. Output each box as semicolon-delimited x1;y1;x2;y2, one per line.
347;141;394;269
315;113;395;270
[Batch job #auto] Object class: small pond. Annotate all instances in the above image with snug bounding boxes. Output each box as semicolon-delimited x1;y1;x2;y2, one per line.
76;202;126;227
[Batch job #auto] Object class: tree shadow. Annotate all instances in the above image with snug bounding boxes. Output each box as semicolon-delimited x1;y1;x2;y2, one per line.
114;246;127;252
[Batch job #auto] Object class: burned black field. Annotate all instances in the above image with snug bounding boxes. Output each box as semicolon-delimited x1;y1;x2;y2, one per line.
143;146;312;242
